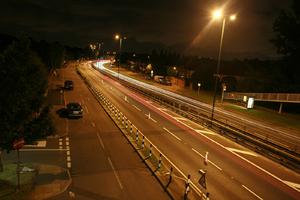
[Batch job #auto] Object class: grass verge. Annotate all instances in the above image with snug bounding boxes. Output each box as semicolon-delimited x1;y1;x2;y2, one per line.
0;163;36;200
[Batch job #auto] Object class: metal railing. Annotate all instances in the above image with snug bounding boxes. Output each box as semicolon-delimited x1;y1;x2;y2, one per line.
225;92;300;103
90;63;300;172
77;67;210;200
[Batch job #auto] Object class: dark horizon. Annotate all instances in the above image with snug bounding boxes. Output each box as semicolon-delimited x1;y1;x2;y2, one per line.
0;0;292;59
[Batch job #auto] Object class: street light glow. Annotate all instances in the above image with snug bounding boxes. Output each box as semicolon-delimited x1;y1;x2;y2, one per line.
115;34;120;40
230;15;236;21
212;9;223;20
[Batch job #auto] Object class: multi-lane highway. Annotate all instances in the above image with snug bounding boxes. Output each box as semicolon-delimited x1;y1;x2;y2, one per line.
94;61;300;157
78;61;300;200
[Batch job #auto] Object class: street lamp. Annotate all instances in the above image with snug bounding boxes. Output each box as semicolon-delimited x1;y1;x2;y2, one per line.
114;34;126;79
221;83;227;103
211;8;236;122
197;83;201;96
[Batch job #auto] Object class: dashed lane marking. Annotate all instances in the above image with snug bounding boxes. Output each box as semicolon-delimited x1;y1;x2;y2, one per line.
192;148;222;171
150;118;157;123
157;107;298;192
132;104;141;111
163;127;182;141
91;122;96;127
226;147;258;157
242;185;263;200
85;105;89;113
108;157;123;190
67;162;72;168
96;132;105;149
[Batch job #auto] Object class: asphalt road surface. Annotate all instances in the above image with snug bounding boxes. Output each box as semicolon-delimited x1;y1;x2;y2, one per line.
95;61;300;154
78;61;300;200
52;63;170;200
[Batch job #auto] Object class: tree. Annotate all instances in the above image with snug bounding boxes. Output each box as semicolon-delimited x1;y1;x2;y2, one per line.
32;40;65;71
0;37;53;171
272;0;300;85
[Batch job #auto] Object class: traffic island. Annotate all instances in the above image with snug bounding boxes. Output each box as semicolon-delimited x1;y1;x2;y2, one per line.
0;163;36;200
0;163;71;200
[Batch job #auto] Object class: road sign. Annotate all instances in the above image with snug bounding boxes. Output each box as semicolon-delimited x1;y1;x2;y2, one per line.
13;138;25;150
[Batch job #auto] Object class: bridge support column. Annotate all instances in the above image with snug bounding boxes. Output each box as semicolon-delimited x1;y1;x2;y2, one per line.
279;102;283;114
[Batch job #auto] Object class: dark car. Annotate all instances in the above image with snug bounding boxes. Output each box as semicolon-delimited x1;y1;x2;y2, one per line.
66;102;83;118
64;80;73;90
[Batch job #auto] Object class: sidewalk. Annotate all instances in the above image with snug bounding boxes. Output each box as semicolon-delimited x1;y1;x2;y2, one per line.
28;164;71;200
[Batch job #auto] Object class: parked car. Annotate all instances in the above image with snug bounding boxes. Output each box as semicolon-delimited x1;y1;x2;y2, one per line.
64;80;73;90
160;78;172;86
66;102;83;118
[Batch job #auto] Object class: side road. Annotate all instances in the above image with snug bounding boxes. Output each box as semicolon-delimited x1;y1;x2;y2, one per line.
49;62;170;200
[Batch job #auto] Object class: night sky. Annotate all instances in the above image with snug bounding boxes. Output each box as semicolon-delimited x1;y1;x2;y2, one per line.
0;0;292;58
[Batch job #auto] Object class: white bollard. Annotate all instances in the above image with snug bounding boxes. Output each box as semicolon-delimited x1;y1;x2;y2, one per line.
204;152;209;166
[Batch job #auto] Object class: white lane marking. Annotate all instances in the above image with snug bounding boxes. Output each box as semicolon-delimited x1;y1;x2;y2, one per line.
67;162;72;168
91;122;96;127
96;132;105;149
158;107;297;192
150;118;157;123
174;117;187;121
85;105;89;113
59;138;63;142
192;148;222;171
226;147;258;157
242;185;263;200
163;127;182;141
66;119;69;137
132;104;141;111
87;61;204;195
195;130;216;135
108;157;123;190
66;137;69;141
144;113;157;123
59;141;63;146
24;140;47;147
67;150;70;156
145;101;152;104
20;148;68;151
67;156;71;162
283;181;300;192
157;107;167;111
66;141;69;146
59;146;63;149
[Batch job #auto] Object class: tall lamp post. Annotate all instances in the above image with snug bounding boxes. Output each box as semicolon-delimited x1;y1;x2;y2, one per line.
115;34;126;80
211;9;236;122
197;83;201;96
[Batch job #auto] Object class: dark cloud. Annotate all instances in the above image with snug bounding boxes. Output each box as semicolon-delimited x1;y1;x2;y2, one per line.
0;0;292;58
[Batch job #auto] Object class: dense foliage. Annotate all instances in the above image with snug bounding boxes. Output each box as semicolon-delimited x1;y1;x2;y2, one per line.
271;0;300;85
0;37;53;152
